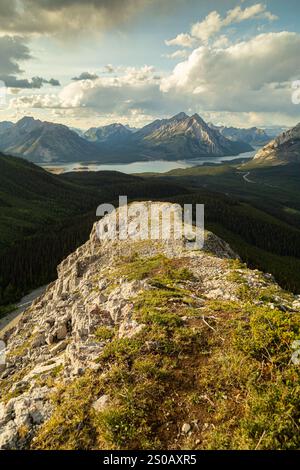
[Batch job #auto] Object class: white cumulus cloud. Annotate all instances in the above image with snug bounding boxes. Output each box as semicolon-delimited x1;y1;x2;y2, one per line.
165;33;196;48
161;31;300;115
168;3;279;45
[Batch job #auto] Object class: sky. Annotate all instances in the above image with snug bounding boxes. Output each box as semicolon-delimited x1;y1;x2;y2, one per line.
0;0;300;129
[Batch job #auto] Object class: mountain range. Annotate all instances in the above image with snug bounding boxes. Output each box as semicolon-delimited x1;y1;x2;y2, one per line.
0;117;97;163
0;113;255;164
209;124;271;147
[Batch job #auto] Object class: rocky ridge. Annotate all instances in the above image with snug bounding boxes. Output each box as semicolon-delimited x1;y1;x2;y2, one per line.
253;122;300;165
1;202;300;450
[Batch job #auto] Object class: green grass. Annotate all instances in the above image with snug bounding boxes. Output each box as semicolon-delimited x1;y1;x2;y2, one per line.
200;301;300;450
31;256;207;450
94;326;115;342
111;253;195;284
30;254;300;450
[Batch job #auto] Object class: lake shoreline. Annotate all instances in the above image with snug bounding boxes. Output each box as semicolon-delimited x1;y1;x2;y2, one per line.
41;150;256;175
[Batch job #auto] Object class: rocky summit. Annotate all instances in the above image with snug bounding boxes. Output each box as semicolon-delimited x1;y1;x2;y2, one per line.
1;202;300;450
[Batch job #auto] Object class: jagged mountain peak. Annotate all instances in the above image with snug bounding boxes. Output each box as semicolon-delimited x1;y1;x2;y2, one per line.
189;113;207;124
139;112;252;156
84;122;132;143
16;117;70;133
142;112;208;138
17;116;37;124
171;112;189;121
102;122;128;129
16;116;43;131
181;113;212;134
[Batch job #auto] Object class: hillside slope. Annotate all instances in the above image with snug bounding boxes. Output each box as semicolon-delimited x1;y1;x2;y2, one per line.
0;152;100;248
1;202;300;450
0;153;189;306
253;122;300;166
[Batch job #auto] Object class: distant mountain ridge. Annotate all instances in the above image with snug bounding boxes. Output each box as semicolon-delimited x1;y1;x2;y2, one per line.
0;117;97;163
84;123;132;143
209;124;271;147
0;113;253;164
262;126;289;138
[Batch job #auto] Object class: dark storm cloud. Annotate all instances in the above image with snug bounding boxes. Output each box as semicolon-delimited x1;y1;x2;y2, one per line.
0;0;17;17
0;36;60;88
0;75;60;88
0;0;143;34
48;78;60;86
0;36;31;75
0;0;181;35
72;72;99;81
29;0;146;11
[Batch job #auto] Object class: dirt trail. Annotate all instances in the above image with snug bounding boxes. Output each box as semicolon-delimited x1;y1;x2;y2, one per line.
243;171;256;183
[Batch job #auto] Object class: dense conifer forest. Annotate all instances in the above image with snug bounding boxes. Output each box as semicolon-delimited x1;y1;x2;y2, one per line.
1;153;300;310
